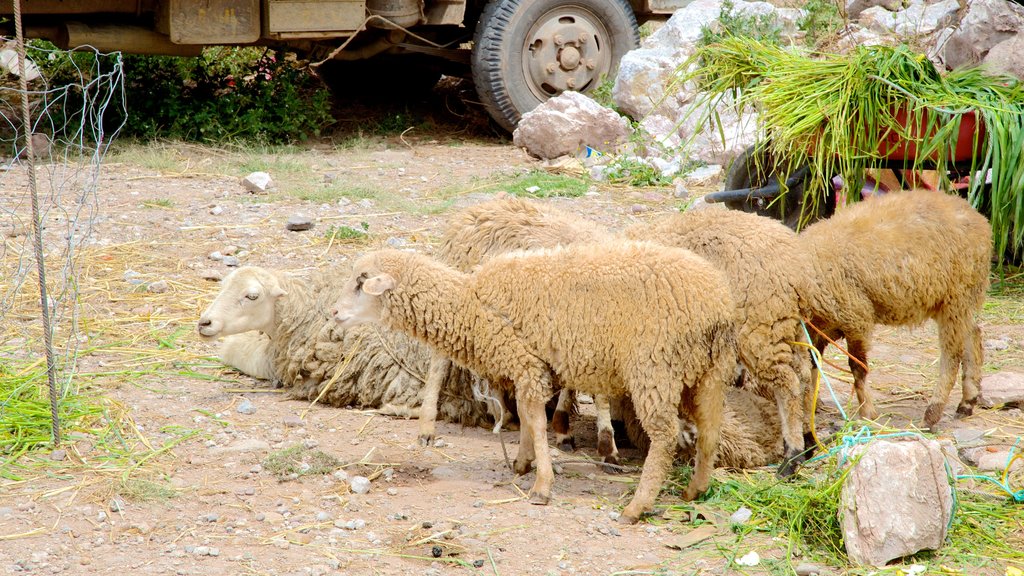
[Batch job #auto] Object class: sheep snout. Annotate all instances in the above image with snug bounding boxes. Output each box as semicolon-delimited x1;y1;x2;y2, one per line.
196;317;223;339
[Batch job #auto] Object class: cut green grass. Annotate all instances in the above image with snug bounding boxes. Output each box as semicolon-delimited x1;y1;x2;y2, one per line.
324;222;370;243
652;422;1024;574
263;444;343;480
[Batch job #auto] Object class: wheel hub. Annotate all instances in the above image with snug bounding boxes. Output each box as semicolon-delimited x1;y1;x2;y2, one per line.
524;8;612;99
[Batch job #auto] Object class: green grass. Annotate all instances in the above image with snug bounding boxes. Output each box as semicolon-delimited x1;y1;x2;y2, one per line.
0;353;203;481
651;423;1024;574
463;170;589;199
605;156;675;187
141;198;174;209
108;141;188;173
324;222;370;243
118;477;178;501
263;444;343;480
985;268;1024;324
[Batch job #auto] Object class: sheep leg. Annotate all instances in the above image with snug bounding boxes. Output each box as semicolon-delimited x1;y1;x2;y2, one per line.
551;388;576;452
518;394;554;505
417;354;451;446
620;397;678;524
846;337;878;421
595;394;621;472
955;323;984;418
924;317;969;431
683;374;724;502
512;405;536;476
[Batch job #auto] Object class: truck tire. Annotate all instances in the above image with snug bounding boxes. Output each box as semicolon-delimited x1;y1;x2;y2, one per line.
471;0;639;132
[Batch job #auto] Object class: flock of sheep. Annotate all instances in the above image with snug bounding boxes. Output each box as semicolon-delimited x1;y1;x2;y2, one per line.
196;188;992;524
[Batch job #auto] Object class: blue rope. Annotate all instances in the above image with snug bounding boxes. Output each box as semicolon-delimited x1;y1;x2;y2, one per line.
800;320;849;421
955;437;1024;503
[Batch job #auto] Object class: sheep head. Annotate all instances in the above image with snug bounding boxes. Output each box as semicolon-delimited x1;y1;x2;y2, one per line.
331;252;396;328
197;266;288;339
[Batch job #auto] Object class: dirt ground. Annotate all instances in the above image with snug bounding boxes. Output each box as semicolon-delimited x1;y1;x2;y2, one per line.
1;101;1023;576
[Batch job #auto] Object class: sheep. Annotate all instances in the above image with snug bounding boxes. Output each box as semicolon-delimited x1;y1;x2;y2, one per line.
197;266;498;429
626;208;814;476
330;241;738;523
423;196;621;463
617;385;784;469
798;189;992;430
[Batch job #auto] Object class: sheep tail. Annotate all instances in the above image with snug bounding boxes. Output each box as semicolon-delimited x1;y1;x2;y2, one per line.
471;377;507;435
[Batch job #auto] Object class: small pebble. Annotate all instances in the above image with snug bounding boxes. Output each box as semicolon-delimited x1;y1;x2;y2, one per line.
199;269;223;281
349;476;371;494
332;470;349;482
730;506;753;526
209;206;223;216
630;204;648;214
283;414;303;427
208;251;224;261
473;560;485;568
109;499;124;513
147;280;169;293
223;255;240;267
236;399;256;415
49;449;66;461
208;547;220;557
316;511;331;522
255;513;266;521
286;215;315;232
386;487;399;496
431;545;443;558
795;563;823;576
97;511;107;522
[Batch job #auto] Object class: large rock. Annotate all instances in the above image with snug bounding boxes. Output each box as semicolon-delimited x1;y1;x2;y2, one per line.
847;0;903;19
612;0;799;120
935;0;1024;70
983;33;1024;81
890;0;960;36
840;438;953;567
979;370;1024;408
512;91;631;160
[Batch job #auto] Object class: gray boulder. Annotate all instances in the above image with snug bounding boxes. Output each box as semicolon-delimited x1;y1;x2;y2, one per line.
847;0;903;19
979;371;1024;408
983;33;1024;81
512;91;631;160
840;438;953;567
935;0;1024;70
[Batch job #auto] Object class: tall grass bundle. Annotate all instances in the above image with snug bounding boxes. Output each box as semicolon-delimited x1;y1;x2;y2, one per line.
688;37;1024;256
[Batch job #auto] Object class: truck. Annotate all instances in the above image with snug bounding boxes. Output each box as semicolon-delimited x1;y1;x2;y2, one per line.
7;0;688;130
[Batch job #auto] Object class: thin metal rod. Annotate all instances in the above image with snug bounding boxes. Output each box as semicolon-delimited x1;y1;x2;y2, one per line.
15;0;61;445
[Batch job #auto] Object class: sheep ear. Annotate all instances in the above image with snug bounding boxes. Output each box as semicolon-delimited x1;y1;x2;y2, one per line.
362;274;395;296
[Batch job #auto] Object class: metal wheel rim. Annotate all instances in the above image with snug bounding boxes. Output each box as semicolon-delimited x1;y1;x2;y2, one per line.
521;6;613;101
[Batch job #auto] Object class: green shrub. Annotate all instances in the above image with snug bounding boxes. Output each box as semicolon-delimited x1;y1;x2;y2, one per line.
118;47;332;143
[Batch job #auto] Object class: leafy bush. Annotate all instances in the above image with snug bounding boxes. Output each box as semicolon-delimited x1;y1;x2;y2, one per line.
699;0;782;48
117;47;333;143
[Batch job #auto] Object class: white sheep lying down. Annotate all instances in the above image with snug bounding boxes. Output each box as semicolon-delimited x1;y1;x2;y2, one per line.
197;266;498;428
331;241;738;523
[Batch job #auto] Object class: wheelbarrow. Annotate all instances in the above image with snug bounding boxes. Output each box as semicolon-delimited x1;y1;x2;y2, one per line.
703;109;987;231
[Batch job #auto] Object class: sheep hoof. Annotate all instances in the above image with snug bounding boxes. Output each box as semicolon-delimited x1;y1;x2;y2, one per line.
600;455;621;475
681;485;703;502
417;434;434;447
513;460;533;476
616;512;640;525
955;401;976;418
858;405;879;421
923;403;944;431
528;492;550;506
557;437;576;453
776;457;800;479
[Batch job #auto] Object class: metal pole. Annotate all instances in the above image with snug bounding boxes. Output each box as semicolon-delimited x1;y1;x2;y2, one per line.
14;0;62;445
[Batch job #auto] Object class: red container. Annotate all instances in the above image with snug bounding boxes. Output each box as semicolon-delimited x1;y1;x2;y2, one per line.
875;107;985;162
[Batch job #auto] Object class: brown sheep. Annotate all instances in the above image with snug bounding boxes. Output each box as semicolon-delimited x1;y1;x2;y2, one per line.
331;242;737;523
799;189;992;430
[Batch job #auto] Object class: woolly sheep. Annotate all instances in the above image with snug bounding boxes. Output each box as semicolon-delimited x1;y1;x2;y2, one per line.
330;242;737;523
626;209;814;475
423;195;619;462
618;385;784;469
198;266;498;428
799;189;992;430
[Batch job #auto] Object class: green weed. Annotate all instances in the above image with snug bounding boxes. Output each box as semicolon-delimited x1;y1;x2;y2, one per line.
263;445;343;480
325;222;370;242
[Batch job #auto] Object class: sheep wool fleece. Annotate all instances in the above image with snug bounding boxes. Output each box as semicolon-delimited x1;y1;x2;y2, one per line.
339;241;738;522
